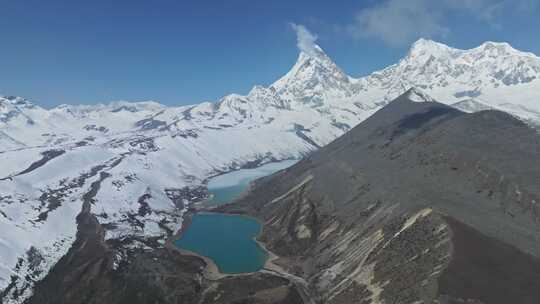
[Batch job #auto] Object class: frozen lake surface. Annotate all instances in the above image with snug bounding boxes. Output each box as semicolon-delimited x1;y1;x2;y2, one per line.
206;159;297;206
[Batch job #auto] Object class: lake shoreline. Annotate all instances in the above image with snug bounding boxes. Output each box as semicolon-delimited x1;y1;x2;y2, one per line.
200;159;297;207
166;160;296;281
167;207;285;280
166;207;227;280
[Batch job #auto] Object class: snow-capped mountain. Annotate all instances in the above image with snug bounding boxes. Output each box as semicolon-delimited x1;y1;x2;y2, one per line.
357;39;540;121
1;39;540;302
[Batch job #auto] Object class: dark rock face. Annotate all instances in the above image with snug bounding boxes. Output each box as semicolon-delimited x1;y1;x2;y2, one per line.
0;149;65;181
199;274;304;304
83;124;109;133
134;117;167;131
292;123;320;149
221;90;540;303
438;217;540;304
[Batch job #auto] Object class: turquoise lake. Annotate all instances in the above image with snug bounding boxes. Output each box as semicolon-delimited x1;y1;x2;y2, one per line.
175;213;267;273
175;160;296;274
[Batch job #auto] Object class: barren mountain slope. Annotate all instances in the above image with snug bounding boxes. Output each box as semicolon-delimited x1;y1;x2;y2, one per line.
222;89;540;304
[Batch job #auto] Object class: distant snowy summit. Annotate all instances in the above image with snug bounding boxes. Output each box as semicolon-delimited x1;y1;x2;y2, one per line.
2;38;540;150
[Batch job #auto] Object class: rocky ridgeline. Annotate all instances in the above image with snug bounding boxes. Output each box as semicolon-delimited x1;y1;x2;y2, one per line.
222;90;540;304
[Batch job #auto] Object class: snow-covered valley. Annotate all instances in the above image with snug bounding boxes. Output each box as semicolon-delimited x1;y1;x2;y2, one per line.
1;38;540;302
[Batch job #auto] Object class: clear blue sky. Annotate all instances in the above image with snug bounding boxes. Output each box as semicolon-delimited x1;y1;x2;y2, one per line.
1;0;539;107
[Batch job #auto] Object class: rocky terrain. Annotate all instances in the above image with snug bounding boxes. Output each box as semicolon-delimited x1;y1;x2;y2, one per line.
2;38;540;303
23;196;304;304
221;89;540;304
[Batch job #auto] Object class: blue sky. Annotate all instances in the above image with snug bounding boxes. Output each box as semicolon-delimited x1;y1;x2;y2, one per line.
1;0;539;107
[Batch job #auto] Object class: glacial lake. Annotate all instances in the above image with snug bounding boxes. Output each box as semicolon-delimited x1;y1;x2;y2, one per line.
175;160;296;274
205;159;297;206
175;212;267;273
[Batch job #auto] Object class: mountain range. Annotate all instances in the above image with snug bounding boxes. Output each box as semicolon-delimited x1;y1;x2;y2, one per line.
1;39;540;303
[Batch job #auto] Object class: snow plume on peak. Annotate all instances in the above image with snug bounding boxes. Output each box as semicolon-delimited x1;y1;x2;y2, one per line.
291;23;320;58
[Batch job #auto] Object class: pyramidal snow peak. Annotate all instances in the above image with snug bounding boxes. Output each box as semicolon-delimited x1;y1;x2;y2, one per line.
1;39;540;303
270;43;354;105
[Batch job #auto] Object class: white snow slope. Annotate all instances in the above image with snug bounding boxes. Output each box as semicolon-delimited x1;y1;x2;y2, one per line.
1;39;540;302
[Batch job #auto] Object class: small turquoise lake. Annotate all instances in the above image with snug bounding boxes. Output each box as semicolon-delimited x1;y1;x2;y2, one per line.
175;213;267;273
175;160;296;274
